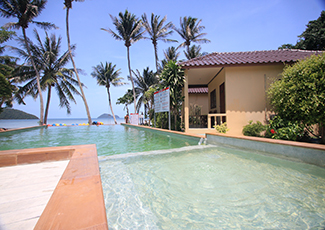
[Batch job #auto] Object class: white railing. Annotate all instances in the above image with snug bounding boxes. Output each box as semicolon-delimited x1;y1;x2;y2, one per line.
208;113;226;129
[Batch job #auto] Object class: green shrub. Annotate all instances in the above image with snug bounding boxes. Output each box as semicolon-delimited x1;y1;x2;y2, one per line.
242;120;266;137
214;122;229;133
265;115;304;141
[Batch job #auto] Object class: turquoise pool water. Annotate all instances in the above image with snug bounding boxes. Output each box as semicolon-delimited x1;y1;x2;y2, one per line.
1;125;325;229
0;125;199;155
100;144;325;229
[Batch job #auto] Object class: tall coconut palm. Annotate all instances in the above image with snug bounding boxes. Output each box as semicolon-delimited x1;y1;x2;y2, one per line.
64;0;92;125
142;13;177;72
0;0;56;125
91;62;126;124
184;44;202;60
160;46;180;72
173;16;210;53
13;29;81;124
132;67;159;116
101;10;145;114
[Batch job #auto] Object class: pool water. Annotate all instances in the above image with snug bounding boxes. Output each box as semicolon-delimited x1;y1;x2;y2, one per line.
99;145;325;229
0;125;199;155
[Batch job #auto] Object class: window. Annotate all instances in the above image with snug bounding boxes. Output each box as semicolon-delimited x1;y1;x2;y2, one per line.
210;89;216;109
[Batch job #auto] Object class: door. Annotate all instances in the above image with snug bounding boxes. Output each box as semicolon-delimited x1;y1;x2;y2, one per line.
219;83;226;123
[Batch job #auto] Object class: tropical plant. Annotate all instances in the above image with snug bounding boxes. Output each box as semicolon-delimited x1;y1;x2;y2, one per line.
214;122;229;134
13;30;81;124
142;13;177;72
91;62;126;124
265;116;304;141
160;46;180;72
0;0;56;124
173;16;210;53
279;11;325;50
0;27;16;112
132;67;159;116
102;10;145;113
160;60;185;130
116;89;135;116
242;120;266;137
267;53;325;142
64;0;92;125
184;44;202;60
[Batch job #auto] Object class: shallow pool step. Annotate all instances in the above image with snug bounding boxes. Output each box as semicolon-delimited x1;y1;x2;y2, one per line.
100;160;159;229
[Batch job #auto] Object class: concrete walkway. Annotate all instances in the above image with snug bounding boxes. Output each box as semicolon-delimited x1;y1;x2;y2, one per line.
0;160;69;230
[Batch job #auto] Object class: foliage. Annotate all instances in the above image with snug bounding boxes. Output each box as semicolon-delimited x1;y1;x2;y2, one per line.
64;0;92;125
116;89;137;116
160;46;180;72
13;29;81;124
132;67;159;114
173;16;210;51
102;9;145;113
91;62;126;124
184;45;202;60
267;53;325;142
265;116;305;141
142;13;177;71
279;11;325;50
0;0;57;125
214;122;229;134
0;27;16;112
160;60;184;130
242;120;266;137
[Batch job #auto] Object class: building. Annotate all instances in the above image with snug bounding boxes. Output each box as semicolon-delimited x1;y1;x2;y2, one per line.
181;49;321;135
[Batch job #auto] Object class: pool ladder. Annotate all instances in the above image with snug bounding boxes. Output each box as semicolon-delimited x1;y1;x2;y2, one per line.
198;137;207;145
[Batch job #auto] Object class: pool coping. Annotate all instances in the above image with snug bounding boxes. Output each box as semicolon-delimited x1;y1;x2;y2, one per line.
0;144;108;230
121;123;204;139
206;132;325;167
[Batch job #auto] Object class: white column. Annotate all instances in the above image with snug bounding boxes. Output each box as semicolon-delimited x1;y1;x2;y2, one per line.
184;69;189;132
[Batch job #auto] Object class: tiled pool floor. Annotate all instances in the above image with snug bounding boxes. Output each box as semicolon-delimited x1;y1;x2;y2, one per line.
0;160;69;230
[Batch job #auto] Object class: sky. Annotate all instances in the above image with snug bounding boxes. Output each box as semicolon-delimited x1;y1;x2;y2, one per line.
1;0;325;119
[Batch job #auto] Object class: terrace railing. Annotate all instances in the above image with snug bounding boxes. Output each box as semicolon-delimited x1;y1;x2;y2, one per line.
208;113;227;129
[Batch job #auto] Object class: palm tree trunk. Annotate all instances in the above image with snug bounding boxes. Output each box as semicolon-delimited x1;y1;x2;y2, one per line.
44;86;52;124
22;28;44;125
127;46;137;114
66;7;92;125
107;87;117;124
153;42;159;72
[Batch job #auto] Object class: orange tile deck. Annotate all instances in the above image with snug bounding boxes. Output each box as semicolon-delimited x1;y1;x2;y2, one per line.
0;144;108;230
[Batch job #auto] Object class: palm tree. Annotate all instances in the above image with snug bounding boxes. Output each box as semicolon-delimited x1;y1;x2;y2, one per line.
13;29;81;124
160;46;180;72
132;67;159;116
142;13;177;72
173;16;210;53
102;10;145;114
64;0;92;125
116;89;135;117
91;62;126;124
184;44;202;60
0;0;56;125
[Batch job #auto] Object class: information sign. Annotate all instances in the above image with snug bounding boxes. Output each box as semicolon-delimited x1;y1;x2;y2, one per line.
154;87;170;113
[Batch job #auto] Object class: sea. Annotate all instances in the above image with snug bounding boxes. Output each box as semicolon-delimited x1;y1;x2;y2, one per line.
0;118;125;129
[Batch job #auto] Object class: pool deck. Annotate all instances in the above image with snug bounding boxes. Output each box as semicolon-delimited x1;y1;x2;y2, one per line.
0;144;108;230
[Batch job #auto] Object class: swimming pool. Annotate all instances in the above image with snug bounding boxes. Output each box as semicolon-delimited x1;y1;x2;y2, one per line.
1;125;325;229
99;144;325;229
0;125;199;155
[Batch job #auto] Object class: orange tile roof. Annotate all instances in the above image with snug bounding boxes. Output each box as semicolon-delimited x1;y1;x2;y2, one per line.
180;49;323;68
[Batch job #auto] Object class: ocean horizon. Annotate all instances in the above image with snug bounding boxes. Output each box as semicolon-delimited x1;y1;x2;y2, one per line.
0;117;125;129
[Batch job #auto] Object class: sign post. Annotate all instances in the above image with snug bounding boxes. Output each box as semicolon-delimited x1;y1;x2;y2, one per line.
154;87;171;130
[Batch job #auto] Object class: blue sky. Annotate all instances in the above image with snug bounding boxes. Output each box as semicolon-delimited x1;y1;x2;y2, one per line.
1;0;325;119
